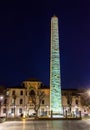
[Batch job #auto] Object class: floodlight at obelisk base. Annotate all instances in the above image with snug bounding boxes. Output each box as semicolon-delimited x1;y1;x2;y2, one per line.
50;16;63;117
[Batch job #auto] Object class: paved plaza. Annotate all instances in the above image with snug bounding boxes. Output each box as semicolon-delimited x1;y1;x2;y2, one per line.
0;119;90;130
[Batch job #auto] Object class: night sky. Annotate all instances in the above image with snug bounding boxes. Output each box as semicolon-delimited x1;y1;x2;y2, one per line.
0;0;90;89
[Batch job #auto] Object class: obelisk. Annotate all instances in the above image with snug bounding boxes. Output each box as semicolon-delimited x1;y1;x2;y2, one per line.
50;16;62;117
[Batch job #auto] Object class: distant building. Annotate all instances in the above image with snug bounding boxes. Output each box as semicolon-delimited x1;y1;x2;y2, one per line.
0;79;90;117
0;79;50;117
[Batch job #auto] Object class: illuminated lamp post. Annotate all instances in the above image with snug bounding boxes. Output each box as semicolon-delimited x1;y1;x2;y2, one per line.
0;96;3;117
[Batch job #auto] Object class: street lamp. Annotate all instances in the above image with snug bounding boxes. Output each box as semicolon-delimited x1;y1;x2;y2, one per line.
0;96;3;117
0;96;3;100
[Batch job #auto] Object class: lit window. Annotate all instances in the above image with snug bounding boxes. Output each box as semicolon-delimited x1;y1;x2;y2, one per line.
75;99;78;105
20;99;23;104
4;99;7;104
29;90;35;96
19;108;22;113
12;90;15;95
3;108;6;113
42;100;44;104
11;108;14;113
20;91;23;95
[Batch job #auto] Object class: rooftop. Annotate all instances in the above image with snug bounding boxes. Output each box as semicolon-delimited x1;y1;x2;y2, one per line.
23;78;41;82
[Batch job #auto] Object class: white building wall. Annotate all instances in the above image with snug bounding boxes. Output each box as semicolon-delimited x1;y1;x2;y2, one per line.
0;81;90;117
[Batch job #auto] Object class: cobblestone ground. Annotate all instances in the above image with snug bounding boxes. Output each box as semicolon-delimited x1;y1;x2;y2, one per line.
0;119;90;130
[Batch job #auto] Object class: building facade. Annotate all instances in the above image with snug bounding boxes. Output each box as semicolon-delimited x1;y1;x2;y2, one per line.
0;79;90;118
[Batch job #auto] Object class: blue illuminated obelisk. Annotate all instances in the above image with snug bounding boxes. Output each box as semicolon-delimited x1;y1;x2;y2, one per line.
50;16;62;117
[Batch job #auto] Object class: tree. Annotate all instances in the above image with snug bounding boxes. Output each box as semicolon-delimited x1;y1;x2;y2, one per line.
29;89;45;118
80;89;90;107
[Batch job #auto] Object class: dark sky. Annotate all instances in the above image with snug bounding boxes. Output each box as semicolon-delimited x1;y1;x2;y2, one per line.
0;0;90;89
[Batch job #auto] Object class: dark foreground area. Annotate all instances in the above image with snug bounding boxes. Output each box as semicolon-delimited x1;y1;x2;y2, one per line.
0;119;90;130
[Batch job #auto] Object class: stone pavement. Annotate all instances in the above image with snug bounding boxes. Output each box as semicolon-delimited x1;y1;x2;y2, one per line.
0;119;90;130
